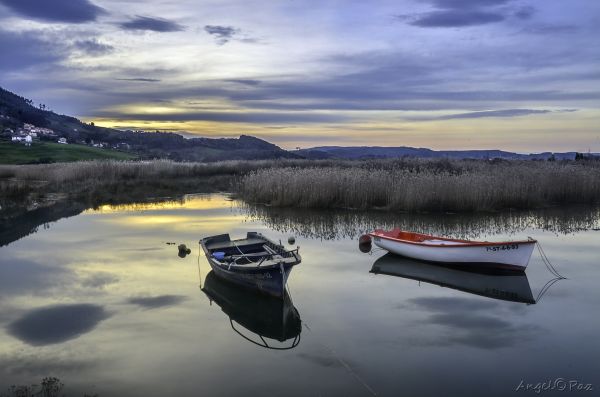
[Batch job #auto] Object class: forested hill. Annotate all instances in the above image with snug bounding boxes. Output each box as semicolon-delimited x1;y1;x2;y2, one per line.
0;86;298;162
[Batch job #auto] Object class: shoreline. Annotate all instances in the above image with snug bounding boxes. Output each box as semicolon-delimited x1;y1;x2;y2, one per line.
2;158;600;218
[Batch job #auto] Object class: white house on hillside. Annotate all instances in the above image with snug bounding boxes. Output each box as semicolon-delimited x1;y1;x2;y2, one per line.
58;137;68;144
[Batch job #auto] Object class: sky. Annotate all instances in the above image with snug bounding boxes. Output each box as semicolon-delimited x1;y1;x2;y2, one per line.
0;0;599;151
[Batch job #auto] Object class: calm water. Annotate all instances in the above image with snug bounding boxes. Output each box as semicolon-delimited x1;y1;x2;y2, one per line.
0;194;599;396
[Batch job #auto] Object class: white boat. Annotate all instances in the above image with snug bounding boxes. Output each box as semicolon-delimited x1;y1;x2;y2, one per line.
369;229;536;270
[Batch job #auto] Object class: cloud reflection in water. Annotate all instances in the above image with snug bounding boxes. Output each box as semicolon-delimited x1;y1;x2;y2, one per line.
7;304;109;346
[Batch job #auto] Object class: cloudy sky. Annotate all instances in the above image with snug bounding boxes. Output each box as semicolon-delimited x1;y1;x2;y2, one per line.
0;0;599;151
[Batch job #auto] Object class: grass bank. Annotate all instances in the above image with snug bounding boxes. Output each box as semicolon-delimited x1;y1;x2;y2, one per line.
0;141;137;164
2;158;600;214
0;159;318;211
238;159;600;212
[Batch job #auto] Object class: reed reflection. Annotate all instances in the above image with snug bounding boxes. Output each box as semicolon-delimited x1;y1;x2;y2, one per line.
201;271;301;349
242;204;600;240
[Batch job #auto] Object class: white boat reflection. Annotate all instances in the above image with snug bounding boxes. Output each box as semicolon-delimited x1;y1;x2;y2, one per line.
201;271;302;349
370;254;536;304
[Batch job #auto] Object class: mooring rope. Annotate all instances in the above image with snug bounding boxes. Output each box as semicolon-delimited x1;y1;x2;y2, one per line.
535;240;567;280
534;277;563;303
197;242;203;289
288;276;377;395
368;247;385;256
302;323;378;397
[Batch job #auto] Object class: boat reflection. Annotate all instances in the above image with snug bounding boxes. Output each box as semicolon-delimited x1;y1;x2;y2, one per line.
370;254;536;304
201;271;302;349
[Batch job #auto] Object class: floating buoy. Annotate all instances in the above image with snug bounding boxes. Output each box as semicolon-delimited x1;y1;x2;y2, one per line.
359;234;372;244
288;236;296;245
358;234;372;253
359;242;372;253
178;244;191;258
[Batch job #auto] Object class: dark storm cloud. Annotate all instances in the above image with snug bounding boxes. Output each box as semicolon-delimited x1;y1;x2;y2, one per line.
297;353;344;368
116;78;162;82
426;0;512;8
514;6;535;20
7;304;109;346
408;10;505;27
73;39;114;56
127;295;187;309
0;0;105;23
81;272;119;288
426;313;539;349
225;79;262;86
119;16;185;32
0;354;96;376
402;0;531;28
409;296;498;311
99;110;346;124
435;108;557;120
0;29;65;71
409;297;539;349
522;24;578;34
0;257;74;297
204;25;238;45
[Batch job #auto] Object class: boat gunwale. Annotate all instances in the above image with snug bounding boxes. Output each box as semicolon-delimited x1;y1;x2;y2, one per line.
369;229;537;248
199;233;301;271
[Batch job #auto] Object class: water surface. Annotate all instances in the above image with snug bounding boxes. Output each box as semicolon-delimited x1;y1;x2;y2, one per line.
0;194;598;396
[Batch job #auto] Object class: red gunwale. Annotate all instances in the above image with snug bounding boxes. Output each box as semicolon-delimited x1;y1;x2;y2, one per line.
369;229;536;248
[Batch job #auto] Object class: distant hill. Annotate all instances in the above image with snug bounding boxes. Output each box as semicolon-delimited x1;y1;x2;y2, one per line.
296;146;590;161
0;86;298;163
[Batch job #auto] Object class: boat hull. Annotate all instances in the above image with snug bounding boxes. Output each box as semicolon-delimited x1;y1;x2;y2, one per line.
206;258;295;298
371;234;535;270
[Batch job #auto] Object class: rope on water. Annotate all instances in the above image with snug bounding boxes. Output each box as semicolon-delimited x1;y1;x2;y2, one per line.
534;277;563;303
534;240;567;280
197;242;203;289
302;323;378;397
368;247;385;256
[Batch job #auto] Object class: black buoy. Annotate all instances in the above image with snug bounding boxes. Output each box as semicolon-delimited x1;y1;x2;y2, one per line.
288;236;296;245
359;242;372;253
358;234;372;253
359;234;372;244
178;244;191;258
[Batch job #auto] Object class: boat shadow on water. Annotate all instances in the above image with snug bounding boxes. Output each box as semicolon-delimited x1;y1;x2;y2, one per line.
201;271;302;349
370;254;537;304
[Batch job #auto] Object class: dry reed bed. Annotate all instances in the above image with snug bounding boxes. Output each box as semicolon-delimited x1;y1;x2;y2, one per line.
238;161;600;212
2;159;600;212
0;159;341;202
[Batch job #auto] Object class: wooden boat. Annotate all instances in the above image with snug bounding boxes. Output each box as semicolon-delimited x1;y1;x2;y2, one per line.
200;232;301;298
370;254;535;304
202;270;301;349
369;229;536;270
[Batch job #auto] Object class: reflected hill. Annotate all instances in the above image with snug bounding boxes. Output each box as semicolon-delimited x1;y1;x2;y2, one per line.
0;195;191;247
202;271;301;349
370;254;536;304
242;203;600;240
0;200;87;247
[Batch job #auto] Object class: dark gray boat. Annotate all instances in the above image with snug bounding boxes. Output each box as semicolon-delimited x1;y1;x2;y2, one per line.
200;232;301;298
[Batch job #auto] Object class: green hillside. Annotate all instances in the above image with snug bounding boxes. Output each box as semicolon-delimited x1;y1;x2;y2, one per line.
0;141;137;164
1;86;299;162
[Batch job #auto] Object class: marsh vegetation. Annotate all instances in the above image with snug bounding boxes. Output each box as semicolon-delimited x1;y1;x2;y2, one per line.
238;158;600;212
1;158;600;214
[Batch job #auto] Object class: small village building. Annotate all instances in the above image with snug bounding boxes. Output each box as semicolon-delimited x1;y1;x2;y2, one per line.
58;137;68;144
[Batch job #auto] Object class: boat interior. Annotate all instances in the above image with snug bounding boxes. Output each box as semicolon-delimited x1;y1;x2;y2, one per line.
202;232;297;265
374;229;471;244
